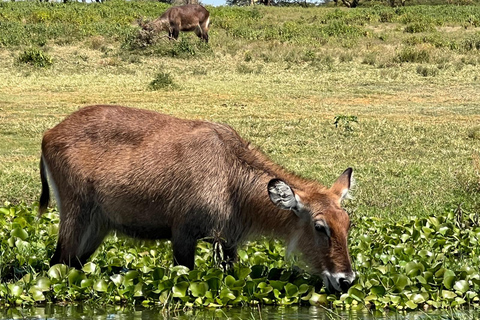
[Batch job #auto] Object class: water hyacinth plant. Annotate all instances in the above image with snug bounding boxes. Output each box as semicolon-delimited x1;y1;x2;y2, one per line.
0;203;479;310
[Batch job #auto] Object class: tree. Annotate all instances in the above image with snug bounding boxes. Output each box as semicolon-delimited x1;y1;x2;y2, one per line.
333;0;359;7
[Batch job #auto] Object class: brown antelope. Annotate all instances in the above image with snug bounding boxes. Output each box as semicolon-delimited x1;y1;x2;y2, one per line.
145;4;210;42
39;105;355;292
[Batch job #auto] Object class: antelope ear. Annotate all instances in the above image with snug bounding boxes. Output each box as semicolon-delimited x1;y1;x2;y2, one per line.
330;168;353;202
268;179;308;219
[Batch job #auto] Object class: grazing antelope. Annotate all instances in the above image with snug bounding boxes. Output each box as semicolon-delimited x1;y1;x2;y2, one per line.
145;4;210;42
39;105;355;292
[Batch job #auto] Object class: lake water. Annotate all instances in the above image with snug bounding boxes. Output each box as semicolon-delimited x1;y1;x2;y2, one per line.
0;305;477;320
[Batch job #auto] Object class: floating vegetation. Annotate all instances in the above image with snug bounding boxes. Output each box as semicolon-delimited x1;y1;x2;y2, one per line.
0;203;479;310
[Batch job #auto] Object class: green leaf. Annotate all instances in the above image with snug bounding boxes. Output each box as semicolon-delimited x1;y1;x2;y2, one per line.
10;284;23;297
190;282;209;297
80;279;94;288
309;292;328;306
172;281;189;298
34;277;51;291
284;283;298;297
405;262;424;277
10;227;28;240
48;264;69;281
411;293;426;304
251;265;267;279
29;288;45;302
220;287;236;301
124;270;139;281
152;268;165;280
82;262;97;274
134;283;144;297
235;266;251;280
225;275;236;288
206;277;220;292
442;290;457;300
68;269;85;286
452;297;466;306
370;286;386;296
393;274;409;291
110;274;124;287
405;300;417;309
453;280;469;293
443;270;456;289
348;287;365;302
93;279;109;292
269;280;286;291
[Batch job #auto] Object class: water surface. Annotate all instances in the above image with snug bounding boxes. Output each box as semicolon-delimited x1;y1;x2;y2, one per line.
0;305;475;320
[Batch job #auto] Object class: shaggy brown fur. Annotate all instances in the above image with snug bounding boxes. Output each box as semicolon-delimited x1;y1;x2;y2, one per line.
39;105;354;292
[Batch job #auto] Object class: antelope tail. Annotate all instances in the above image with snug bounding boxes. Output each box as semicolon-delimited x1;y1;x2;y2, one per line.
39;155;50;216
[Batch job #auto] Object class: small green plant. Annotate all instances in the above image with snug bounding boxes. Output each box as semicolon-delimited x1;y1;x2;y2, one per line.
244;50;253;62
394;47;430;63
17;48;53;68
339;52;353;63
362;52;377;66
333;115;358;133
236;63;263;74
462;32;480;51
148;72;176;90
468;127;480;140
416;65;439;77
404;22;435;34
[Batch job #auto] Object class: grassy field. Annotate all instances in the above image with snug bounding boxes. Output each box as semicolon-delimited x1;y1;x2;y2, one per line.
0;1;480;222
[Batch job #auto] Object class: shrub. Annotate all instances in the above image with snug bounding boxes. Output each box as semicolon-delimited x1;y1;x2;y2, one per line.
394;47;430;63
462;32;480;51
236;63;262;74
148;72;176;90
362;52;377;66
17;48;53;67
339;52;354;63
89;35;106;50
333;115;358;134
404;22;435;34
468;127;480;140
416;65;439;77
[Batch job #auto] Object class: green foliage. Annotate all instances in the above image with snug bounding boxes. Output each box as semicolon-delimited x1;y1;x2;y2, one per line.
416;65;439;77
1;203;480;310
148;72;176;91
16;48;53;68
333;115;358;133
349;209;480;310
462;32;480;51
404;21;435;33
394;47;431;63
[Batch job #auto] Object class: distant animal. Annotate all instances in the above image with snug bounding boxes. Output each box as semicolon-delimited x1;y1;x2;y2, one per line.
39;105;355;293
144;4;210;42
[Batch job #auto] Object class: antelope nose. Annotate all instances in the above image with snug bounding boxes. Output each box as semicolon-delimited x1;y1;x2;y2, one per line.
339;277;352;292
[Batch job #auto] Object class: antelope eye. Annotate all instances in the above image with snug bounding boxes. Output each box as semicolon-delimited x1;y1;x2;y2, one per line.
314;220;330;237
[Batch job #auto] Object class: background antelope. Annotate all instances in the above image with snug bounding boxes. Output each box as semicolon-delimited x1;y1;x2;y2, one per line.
143;4;210;42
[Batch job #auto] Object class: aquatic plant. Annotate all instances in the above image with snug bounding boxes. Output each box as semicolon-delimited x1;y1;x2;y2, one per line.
0;203;479;310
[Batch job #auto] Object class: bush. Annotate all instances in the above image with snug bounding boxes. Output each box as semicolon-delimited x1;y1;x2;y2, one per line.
17;48;53;67
462;32;480;51
404;22;435;34
148;72;176;90
394;47;431;63
416;65;439;77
